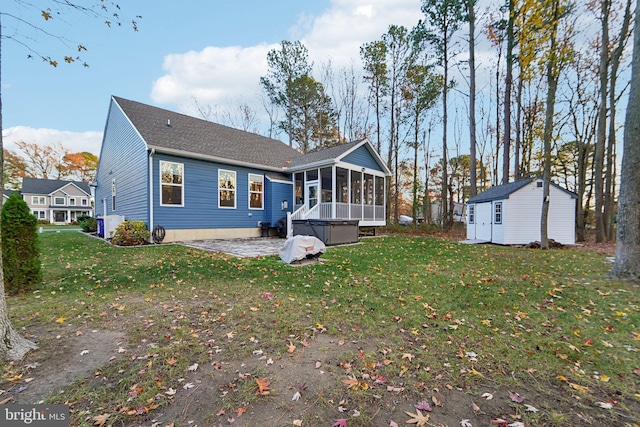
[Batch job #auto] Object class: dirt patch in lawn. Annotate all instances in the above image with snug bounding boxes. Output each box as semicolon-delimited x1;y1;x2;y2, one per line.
2;326;638;427
1;326;126;404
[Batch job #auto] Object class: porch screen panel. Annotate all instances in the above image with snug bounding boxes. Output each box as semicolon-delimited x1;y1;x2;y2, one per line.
321;167;332;202
295;173;304;207
350;170;361;219
336;167;349;218
375;176;384;220
350;171;361;203
364;174;374;220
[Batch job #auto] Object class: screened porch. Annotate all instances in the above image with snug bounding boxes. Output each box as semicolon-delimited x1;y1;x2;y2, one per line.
289;166;386;226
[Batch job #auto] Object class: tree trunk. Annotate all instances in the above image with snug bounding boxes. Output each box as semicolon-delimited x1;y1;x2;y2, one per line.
468;0;478;197
514;75;523;180
503;0;515;184
541;0;560;250
441;44;449;228
604;0;633;242
594;0;610;243
0;21;39;360
610;0;640;279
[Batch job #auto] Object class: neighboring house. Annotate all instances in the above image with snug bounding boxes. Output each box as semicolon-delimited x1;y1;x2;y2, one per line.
95;96;391;243
466;177;577;245
3;189;15;205
21;178;94;224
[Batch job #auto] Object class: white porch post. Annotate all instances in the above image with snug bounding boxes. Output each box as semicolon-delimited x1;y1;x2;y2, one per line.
331;165;336;219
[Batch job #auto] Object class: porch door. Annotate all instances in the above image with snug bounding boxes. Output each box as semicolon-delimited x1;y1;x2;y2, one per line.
306;182;319;218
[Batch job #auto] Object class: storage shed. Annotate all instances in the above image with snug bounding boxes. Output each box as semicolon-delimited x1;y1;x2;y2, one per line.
466;177;577;245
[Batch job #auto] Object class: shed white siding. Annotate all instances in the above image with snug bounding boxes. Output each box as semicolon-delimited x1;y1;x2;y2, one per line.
467;179;576;245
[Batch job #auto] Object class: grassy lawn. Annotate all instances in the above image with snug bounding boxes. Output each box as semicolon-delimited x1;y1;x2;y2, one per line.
2;231;639;426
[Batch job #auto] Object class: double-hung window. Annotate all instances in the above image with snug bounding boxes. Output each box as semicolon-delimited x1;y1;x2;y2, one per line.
219;169;236;208
469;205;475;224
494;202;502;224
248;174;263;209
160;161;184;206
32;196;46;205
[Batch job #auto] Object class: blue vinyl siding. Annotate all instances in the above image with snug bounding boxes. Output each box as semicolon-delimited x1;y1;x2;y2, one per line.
152;154;270;230
95;100;149;221
266;178;293;226
342;145;383;172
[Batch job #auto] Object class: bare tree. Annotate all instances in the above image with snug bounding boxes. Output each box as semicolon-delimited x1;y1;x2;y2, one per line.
609;0;640;279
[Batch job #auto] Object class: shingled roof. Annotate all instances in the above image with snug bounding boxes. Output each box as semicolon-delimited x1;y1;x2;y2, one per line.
113;96;303;171
21;178;91;195
287;139;364;168
468;177;577;204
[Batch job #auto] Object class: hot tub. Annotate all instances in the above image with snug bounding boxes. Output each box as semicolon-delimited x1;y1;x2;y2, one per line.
292;219;359;246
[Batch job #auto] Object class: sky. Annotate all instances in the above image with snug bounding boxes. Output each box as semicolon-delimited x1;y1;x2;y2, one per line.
2;0;426;157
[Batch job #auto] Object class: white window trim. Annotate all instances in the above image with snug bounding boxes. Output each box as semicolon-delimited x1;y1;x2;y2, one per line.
218;169;237;209
494;202;503;224
112;178;117;210
248;173;264;210
159;161;185;207
32;196;46;205
69;197;76;206
54;196;65;206
469;205;475;224
81;198;88;206
32;210;46;219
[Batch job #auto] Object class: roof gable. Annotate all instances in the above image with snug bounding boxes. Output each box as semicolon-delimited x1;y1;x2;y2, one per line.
21;178;91;196
287;139;391;175
113;96;303;171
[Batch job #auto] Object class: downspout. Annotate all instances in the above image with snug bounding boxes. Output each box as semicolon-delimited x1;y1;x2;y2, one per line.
149;149;155;243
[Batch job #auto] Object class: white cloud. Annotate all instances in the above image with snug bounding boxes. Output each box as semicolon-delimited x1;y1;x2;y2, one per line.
151;43;277;115
2;126;103;156
150;0;423;115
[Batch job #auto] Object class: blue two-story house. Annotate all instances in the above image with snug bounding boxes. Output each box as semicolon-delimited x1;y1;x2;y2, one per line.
95;96;391;242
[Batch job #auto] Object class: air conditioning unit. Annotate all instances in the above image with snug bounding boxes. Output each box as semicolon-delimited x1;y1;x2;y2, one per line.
103;215;125;239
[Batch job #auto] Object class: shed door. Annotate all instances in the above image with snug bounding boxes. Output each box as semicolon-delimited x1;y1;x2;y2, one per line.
475;202;492;241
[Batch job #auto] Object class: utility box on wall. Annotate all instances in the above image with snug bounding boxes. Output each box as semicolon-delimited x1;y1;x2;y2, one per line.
103;215;125;239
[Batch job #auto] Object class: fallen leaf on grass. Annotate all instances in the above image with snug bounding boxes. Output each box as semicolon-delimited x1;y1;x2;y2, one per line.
287;341;296;353
481;392;494;400
256;378;271;395
293;420;303;426
596;401;614;409
405;409;430;426
166;357;177;366
292;391;301;401
331;419;347;427
524;404;539;412
461;420;473;427
633;367;640;376
508;391;525;403
414;401;433;412
187;363;198;372
55;317;66;323
568;382;590;393
235;406;247;417
390;421;399;427
92;414;110;426
471;401;480;412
